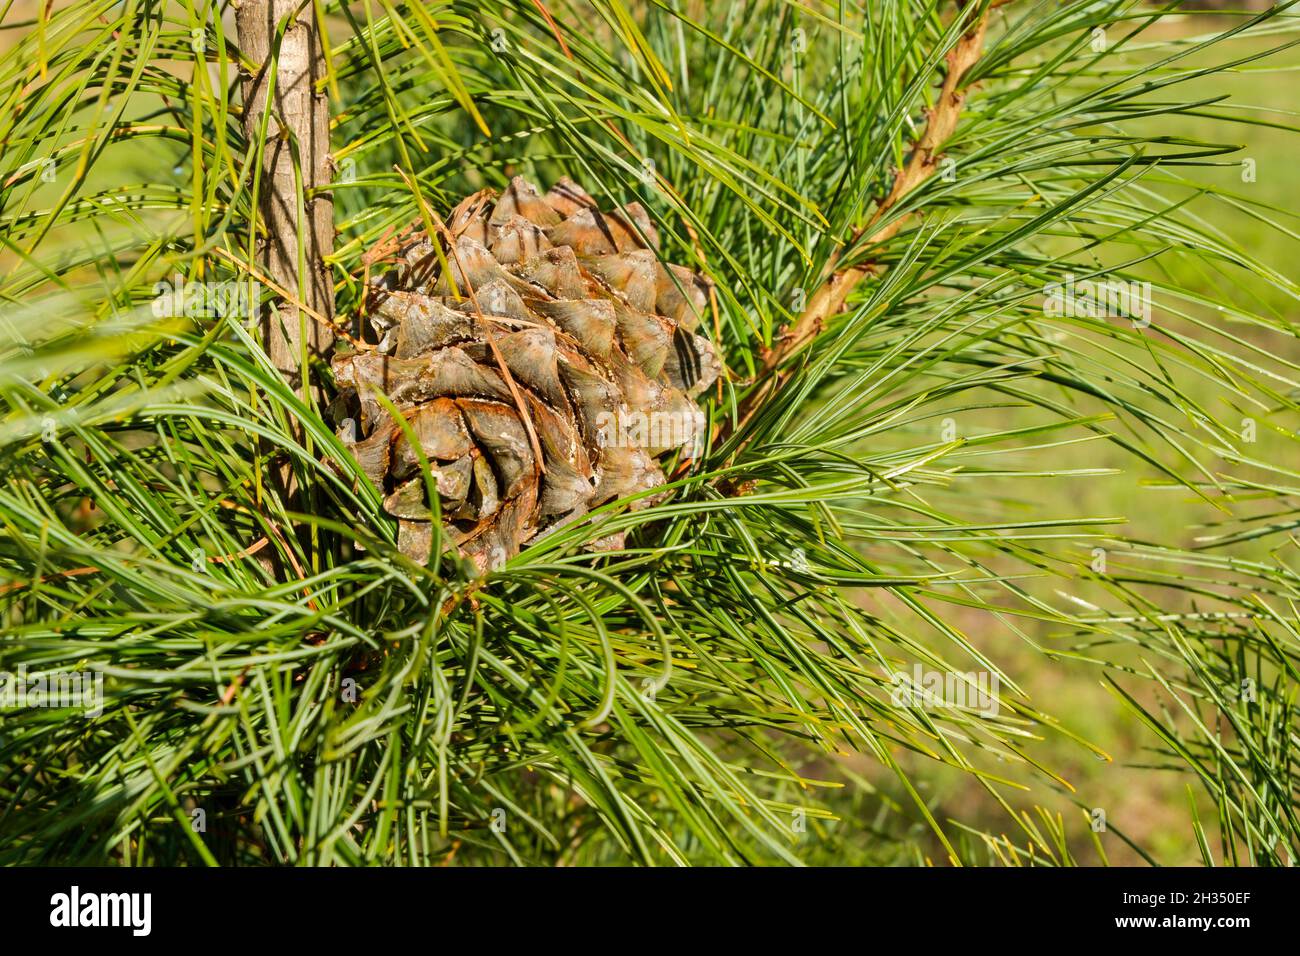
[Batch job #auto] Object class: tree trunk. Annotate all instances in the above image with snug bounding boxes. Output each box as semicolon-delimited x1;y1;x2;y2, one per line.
237;0;335;394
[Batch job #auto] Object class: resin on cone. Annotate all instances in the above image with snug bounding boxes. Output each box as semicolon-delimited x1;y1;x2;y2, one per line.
333;177;720;569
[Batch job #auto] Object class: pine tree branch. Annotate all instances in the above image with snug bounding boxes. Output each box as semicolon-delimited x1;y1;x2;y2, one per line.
732;4;992;436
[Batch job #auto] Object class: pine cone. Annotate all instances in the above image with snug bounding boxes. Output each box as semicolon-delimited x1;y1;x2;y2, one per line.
333;177;720;569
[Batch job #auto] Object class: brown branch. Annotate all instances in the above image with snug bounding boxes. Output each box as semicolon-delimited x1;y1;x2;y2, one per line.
237;0;336;396
735;4;992;431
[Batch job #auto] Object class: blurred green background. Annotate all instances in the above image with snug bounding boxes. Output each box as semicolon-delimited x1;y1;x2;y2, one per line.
844;11;1300;866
